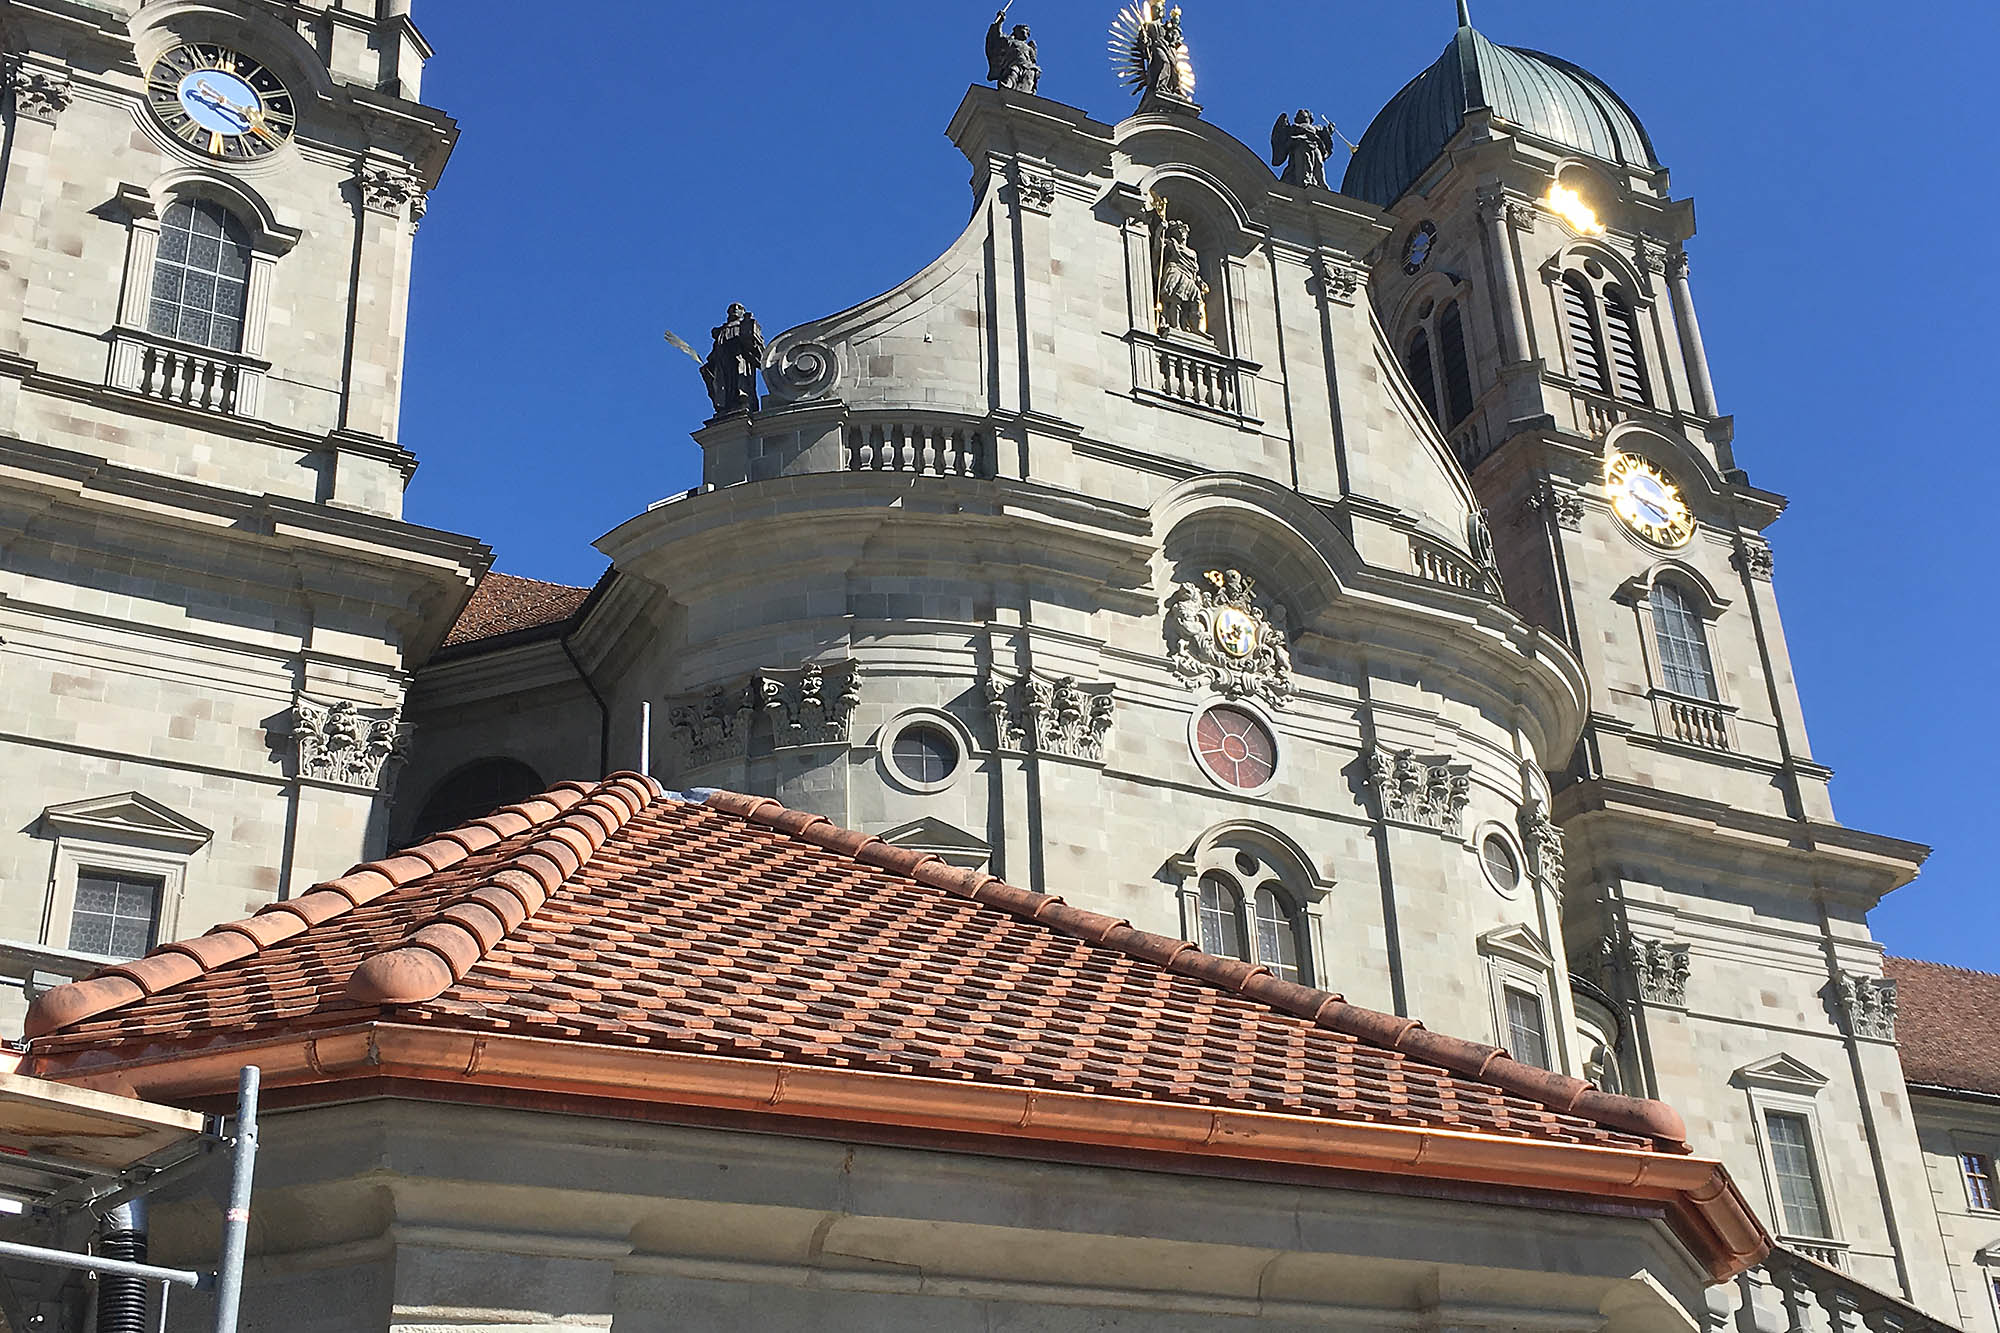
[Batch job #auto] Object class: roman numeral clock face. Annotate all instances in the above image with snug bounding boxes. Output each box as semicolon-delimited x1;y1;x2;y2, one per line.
1606;452;1696;549
148;43;295;161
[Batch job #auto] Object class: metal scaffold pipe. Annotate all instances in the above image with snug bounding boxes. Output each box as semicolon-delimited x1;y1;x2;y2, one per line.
209;1067;259;1333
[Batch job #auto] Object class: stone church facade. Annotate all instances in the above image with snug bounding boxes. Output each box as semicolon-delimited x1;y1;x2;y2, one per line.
3;2;1998;1331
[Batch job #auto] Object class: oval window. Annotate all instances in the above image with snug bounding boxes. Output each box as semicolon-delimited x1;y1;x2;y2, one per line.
1481;833;1522;894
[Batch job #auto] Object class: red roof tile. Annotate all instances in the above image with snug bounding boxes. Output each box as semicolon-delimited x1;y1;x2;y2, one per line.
1887;957;2000;1097
441;571;591;649
19;778;1771;1276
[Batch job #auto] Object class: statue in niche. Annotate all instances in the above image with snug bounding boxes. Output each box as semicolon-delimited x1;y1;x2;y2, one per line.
1111;1;1194;102
985;6;1040;95
700;303;764;418
1146;195;1209;337
1271;110;1337;190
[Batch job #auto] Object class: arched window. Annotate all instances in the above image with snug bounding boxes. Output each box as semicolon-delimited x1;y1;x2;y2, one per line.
1648;579;1718;700
1438;301;1476;426
1190;845;1314;985
1404;327;1441;425
148;198;253;352
1562;273;1607;395
411;758;546;842
1603;286;1651;405
1197;873;1247;960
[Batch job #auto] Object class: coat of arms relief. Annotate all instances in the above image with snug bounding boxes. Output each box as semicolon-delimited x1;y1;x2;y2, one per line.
1164;569;1293;707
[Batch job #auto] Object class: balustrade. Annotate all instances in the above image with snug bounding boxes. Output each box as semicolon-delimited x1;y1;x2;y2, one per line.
1410;538;1487;594
1728;1246;1947;1333
108;330;261;417
845;422;989;477
1662;697;1732;751
1153;343;1239;413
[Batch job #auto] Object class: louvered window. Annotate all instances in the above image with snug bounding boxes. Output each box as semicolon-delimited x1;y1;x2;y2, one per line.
1604;287;1651;404
1562;273;1607;394
1405;328;1440;425
1438;301;1476;425
1649;579;1719;700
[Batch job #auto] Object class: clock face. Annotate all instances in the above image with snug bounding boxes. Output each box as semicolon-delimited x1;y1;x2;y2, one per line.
148;43;296;161
1606;452;1696;548
1402;220;1437;276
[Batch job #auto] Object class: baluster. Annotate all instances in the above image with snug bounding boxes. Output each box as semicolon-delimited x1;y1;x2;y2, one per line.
970;432;985;477
846;428;861;471
166;352;187;404
894;425;913;471
203;361;223;410
142;349;162;398
918;426;938;475
944;429;963;475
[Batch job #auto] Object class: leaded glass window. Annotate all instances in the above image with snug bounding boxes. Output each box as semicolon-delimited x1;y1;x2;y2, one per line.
1649;579;1719;700
1504;988;1550;1068
1438;301;1475;425
1253;886;1303;983
68;871;162;959
148;198;252;351
1197;874;1247;961
1766;1111;1833;1238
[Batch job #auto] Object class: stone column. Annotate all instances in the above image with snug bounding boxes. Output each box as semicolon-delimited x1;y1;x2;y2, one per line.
0;59;72;362
1476;189;1533;365
1667;248;1720;418
344;158;425;442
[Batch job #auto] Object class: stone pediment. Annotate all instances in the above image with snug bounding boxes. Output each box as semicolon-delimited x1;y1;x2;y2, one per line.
1732;1054;1829;1096
879;818;991;870
40;793;212;854
1479;923;1555;970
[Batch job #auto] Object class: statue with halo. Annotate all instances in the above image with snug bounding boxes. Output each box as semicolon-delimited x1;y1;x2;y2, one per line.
1110;1;1194;102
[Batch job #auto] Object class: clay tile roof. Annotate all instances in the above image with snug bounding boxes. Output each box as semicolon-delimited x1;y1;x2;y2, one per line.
440;571;591;649
21;780;1769;1277
1886;957;2000;1097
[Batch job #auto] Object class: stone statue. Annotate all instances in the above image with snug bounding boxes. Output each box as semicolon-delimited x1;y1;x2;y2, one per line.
1111;1;1193;101
701;303;764;418
986;7;1039;94
1271;110;1336;190
1146;196;1209;337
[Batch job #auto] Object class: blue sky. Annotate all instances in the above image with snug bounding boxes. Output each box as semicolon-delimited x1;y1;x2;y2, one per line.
399;1;1997;971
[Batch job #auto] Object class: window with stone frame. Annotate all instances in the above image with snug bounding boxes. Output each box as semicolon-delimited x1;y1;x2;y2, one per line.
1562;272;1608;394
1765;1110;1834;1239
1648;578;1719;700
148;198;253;351
1404;327;1440;426
67;870;163;960
1191;858;1313;986
1965;1152;1997;1211
1503;987;1551;1069
1400;297;1478;430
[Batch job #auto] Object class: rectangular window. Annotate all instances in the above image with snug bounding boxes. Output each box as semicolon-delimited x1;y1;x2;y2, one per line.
1504;988;1550;1069
1965;1153;1997;1211
67;871;162;960
1766;1111;1833;1239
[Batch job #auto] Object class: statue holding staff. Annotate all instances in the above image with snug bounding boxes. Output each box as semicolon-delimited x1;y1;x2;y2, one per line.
986;4;1040;95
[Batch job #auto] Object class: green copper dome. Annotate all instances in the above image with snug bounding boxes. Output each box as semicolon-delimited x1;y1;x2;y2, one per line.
1343;20;1660;208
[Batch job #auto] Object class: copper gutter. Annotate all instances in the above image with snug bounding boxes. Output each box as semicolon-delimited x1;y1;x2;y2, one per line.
33;1022;1770;1280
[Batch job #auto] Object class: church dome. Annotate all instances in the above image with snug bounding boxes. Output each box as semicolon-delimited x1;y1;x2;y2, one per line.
1343;15;1660;208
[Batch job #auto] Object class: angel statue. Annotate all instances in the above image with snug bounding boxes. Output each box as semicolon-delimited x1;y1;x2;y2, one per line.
1272;110;1337;190
1110;1;1194;102
1147;195;1209;336
986;6;1039;94
699;303;764;418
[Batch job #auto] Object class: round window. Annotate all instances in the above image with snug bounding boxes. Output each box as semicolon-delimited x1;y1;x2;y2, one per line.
1193;706;1277;791
890;723;960;787
1481;834;1522;894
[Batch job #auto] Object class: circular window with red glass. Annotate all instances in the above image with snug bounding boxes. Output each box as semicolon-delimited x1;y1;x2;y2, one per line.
1193;705;1278;791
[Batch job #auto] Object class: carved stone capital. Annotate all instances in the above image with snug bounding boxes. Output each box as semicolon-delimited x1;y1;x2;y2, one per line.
1733;540;1775;580
985;674;1116;763
1366;746;1470;838
1634;234;1670;275
1518;798;1566;892
1505;199;1538;231
1013;164;1056;215
756;660;861;749
6;59;73;124
1524;483;1584;531
1581;928;1690;1008
1667;248;1692;282
1317;259;1362;303
292;695;409;792
1165;570;1294;708
669;681;759;770
356;162;424;219
1837;973;1897;1041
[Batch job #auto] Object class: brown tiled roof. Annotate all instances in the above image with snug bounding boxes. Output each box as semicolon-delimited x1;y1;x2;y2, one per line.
1887;957;2000;1097
440;571;590;648
22;778;1768;1277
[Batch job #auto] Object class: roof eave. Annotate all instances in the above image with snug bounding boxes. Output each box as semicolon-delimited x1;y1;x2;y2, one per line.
28;1020;1771;1280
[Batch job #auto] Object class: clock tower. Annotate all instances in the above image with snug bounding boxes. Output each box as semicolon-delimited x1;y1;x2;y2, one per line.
1348;8;1949;1307
0;0;484;1033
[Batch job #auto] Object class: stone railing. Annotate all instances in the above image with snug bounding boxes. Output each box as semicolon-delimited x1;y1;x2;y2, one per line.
1131;332;1255;419
109;329;265;417
1657;695;1732;751
1725;1245;1953;1333
1572;389;1621;439
1410;536;1492;596
845;421;990;478
1785;1240;1850;1273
